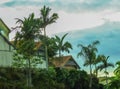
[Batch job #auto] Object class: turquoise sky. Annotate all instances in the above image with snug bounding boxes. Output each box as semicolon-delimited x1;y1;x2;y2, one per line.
0;0;120;76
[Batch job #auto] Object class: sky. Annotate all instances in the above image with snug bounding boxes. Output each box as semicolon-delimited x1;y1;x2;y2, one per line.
0;0;120;76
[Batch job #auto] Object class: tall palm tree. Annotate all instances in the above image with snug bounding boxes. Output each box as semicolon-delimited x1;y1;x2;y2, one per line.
53;33;72;57
97;55;114;85
93;55;103;77
14;13;40;88
77;40;100;89
40;5;58;69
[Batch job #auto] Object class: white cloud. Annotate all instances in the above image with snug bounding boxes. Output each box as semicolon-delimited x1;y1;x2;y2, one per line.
98;71;114;77
0;7;40;40
46;11;105;35
0;0;11;4
47;9;120;35
0;5;120;40
105;12;120;22
49;0;56;2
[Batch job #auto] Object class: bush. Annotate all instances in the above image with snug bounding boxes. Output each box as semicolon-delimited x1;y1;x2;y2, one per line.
0;67;104;89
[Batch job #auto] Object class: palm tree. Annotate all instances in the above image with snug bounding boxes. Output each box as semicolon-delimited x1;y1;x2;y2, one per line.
14;13;40;88
97;55;114;85
77;40;100;89
93;55;103;77
114;61;120;77
107;77;120;89
39;5;58;69
53;33;72;57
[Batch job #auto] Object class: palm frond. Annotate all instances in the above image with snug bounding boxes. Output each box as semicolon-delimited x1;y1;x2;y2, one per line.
92;40;100;46
61;33;68;43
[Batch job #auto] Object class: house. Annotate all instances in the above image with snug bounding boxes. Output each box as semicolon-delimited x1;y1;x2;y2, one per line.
0;18;14;67
51;55;80;70
0;18;46;68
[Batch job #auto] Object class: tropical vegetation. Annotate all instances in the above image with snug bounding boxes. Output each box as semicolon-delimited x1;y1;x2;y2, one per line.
0;5;120;89
77;40;100;89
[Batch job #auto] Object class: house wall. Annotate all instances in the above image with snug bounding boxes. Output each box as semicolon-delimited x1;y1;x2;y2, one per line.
0;51;13;66
0;36;13;50
37;59;46;68
0;26;9;39
0;36;13;67
0;19;10;39
64;65;76;70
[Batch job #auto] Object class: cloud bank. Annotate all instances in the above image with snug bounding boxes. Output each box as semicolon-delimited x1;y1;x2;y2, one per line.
0;0;120;12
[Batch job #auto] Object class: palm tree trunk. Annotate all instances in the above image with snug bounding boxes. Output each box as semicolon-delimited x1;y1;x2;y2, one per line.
95;64;98;77
26;58;32;88
45;46;48;70
58;49;62;68
44;27;48;70
43;27;46;37
105;68;108;85
58;49;61;57
89;64;92;89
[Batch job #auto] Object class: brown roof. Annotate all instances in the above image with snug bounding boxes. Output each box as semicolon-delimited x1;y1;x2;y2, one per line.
34;42;43;50
10;41;42;50
52;55;80;69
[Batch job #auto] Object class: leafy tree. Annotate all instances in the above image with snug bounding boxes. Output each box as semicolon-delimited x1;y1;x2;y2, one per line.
12;51;43;68
13;13;41;88
77;40;100;89
53;33;72;57
39;5;59;69
96;55;114;85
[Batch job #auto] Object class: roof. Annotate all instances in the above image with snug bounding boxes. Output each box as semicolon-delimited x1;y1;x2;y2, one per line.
34;42;43;50
10;41;43;51
52;55;80;69
0;18;11;33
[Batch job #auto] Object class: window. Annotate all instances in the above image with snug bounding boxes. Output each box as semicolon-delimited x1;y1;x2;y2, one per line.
0;30;6;37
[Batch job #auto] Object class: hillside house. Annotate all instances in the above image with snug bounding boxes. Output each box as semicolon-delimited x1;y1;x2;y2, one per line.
0;19;46;68
0;19;14;66
51;55;80;70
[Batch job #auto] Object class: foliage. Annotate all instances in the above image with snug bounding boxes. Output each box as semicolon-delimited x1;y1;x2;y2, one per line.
114;61;120;77
96;55;114;85
14;13;40;58
13;13;41;88
77;40;100;67
93;54;104;76
40;5;59;31
77;40;100;89
40;36;58;58
33;68;60;89
53;33;73;57
0;67;104;89
105;61;120;89
97;55;114;72
39;5;59;69
107;77;120;89
66;70;89;89
0;67;26;89
12;52;43;68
